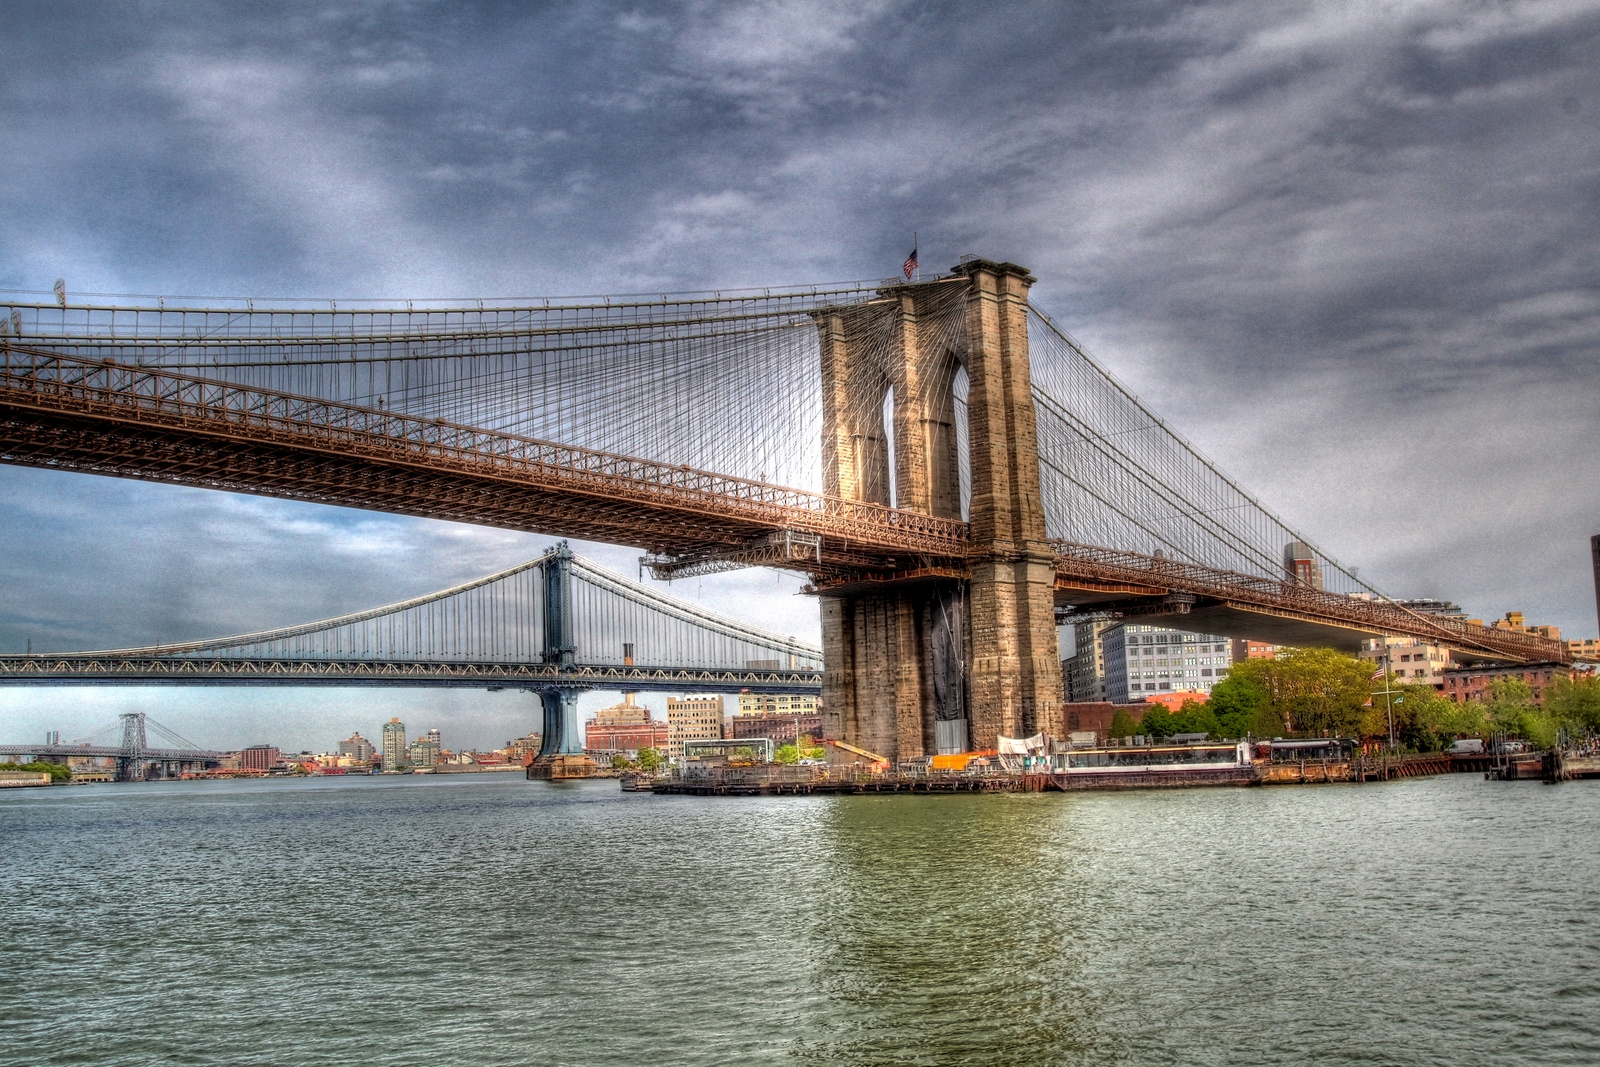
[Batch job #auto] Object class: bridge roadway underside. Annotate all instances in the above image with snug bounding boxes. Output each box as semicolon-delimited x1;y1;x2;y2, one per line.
0;658;824;694
0;409;774;564
0;376;958;579
1059;591;1377;653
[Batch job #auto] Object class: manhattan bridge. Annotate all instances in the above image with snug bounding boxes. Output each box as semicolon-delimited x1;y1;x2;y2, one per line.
0;259;1567;766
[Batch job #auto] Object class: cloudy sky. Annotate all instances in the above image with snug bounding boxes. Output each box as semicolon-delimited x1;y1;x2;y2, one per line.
2;0;1596;751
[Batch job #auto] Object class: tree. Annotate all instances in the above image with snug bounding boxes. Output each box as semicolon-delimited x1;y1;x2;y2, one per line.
1483;678;1557;748
1138;704;1176;739
1547;674;1600;736
1170;699;1221;739
636;748;663;773
1363;683;1463;751
610;753;631;770
1209;674;1271;738
1223;648;1371;736
0;760;70;782
796;735;825;761
1107;709;1138;742
774;744;799;765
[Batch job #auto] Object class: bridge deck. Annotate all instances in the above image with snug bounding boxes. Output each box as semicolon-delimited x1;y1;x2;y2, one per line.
0;347;966;576
0;343;1567;666
0;658;823;693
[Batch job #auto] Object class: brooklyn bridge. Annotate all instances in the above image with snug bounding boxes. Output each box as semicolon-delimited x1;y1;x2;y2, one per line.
0;259;1566;764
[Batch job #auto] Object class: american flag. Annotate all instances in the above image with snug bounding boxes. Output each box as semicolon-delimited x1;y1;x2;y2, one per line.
902;246;918;280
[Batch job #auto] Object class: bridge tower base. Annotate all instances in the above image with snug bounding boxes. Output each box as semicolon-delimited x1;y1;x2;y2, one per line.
817;261;1062;762
527;689;597;779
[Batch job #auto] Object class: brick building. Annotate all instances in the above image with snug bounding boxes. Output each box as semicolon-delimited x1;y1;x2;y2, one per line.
725;710;823;746
240;745;279;771
1441;662;1574;705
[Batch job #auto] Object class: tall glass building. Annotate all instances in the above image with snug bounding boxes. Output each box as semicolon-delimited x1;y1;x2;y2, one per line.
1103;625;1235;702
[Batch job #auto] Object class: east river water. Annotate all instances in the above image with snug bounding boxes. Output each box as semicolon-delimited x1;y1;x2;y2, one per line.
3;773;1598;1066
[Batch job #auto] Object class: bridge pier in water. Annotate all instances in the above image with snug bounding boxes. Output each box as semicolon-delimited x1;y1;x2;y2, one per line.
527;542;598;779
816;261;1063;762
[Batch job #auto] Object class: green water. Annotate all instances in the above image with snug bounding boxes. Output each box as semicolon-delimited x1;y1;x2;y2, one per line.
3;774;1597;1065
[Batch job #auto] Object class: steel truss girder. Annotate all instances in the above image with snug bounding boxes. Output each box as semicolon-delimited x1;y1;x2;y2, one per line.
1052;541;1568;664
0;656;824;693
0;346;969;574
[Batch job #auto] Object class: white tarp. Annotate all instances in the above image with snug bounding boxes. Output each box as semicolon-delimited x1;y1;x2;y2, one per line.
996;733;1049;755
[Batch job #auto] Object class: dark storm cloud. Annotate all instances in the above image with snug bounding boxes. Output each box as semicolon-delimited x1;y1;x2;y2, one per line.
1;0;1597;746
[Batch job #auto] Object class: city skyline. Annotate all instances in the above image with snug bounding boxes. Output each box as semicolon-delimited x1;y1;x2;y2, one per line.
3;1;1597;750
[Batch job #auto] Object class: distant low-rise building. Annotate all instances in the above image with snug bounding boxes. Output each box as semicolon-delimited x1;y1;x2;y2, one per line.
1060;701;1148;743
1442;663;1575;705
735;693;819;716
505;732;542;763
1567;638;1600;661
1230;639;1278;661
585;694;668;757
1488;610;1560;642
725;710;823;746
1361;637;1451;686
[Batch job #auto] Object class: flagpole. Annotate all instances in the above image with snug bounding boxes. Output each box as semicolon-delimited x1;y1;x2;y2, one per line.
914;231;919;282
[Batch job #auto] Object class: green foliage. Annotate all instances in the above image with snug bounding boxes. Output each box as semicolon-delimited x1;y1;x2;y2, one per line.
0;760;71;782
796;735;825;761
636;748;663;772
610;753;631;770
1136;700;1221;740
1362;683;1466;751
1223;648;1372;736
1107;709;1139;741
774;744;799;765
1483;678;1558;748
1209;675;1275;739
1138;704;1175;739
1547;674;1600;735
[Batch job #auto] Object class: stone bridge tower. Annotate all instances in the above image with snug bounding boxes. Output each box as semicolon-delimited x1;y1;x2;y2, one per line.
814;260;1062;760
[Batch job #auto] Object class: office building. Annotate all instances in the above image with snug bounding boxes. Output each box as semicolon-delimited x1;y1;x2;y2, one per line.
736;692;819;716
1566;638;1600;661
1102;624;1235;702
666;695;724;761
1064;620;1114;702
380;717;407;771
240;745;280;771
591;693;652;726
337;732;375;763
